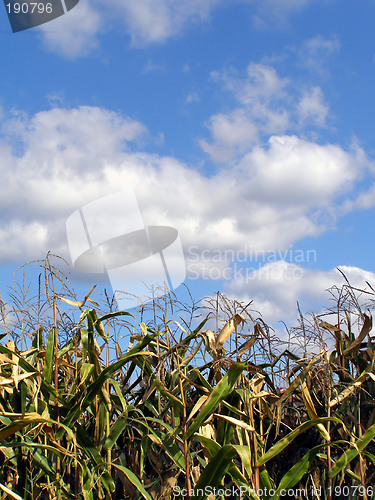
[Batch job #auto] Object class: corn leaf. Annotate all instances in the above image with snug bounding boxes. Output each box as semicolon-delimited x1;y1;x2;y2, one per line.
185;362;245;439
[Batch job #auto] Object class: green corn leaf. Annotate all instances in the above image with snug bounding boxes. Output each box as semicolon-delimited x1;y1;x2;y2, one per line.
194;437;257;499
96;310;135;323
257;417;342;467
185;362;245;439
79;363;95;386
130;417;186;470
58;330;81;358
345;468;361;482
62;333;158;428
103;416;127;450
80;460;95;500
75;423;115;493
2;441;65;460
232;445;252;477
112;464;153;500
0;413;74;442
156;432;186;470
258;465;275;500
195;434;220;456
193;445;237;500
153;378;183;407
110;378;128;413
329;420;375;477
273;445;323;499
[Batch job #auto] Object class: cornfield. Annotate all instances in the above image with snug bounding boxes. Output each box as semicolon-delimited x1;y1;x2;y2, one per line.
0;255;374;499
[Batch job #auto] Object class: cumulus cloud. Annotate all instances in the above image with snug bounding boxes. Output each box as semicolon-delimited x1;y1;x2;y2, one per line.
39;1;101;58
213;63;289;103
200;109;259;162
201;63;291;161
201;62;336;162
297;87;329;127
105;0;319;47
36;0;322;57
0;105;367;269
239;135;356;207
0;103;373;331
225;262;375;328
37;0;222;55
108;0;222;46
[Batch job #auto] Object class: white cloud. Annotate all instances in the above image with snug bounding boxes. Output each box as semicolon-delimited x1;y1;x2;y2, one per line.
0;105;367;269
0;104;373;334
203;63;291;161
225;261;375;329
37;0;221;56
297;87;329;127
69;0;222;50
341;183;375;212
297;34;341;74
39;0;101;58
200;109;259;162
0;106;147;246
213;63;289;105
240;135;356;207
142;60;166;74
36;0;325;57
202;62;336;162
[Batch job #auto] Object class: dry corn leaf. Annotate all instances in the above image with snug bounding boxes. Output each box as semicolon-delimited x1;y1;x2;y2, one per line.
319;322;341;332
329;375;369;407
174;321;189;336
248;390;274;400
213;413;255;431
216;314;245;348
115;342;122;359
187;395;208;422
201;330;216;351
249;373;265;394
301;380;330;442
0;353;17;366
57;285;98;308
342;313;372;356
6;342;21;389
0;483;24;500
21;348;38;357
238;336;258;357
330;351;375;407
0;372;36;387
197;423;216;441
278;351;324;405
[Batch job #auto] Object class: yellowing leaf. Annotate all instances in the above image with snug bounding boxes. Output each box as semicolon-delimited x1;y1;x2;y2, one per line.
213;413;255;431
216;314;245;348
0;483;24;500
57;285;97;308
188;395;208;422
0;372;36;387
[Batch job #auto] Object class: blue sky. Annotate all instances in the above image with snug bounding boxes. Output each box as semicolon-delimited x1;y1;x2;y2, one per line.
1;0;375;330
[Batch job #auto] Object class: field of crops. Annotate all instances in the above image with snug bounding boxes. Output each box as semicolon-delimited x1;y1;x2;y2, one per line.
0;255;374;499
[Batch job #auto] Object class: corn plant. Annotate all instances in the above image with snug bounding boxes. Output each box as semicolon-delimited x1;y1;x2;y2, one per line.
0;257;374;499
